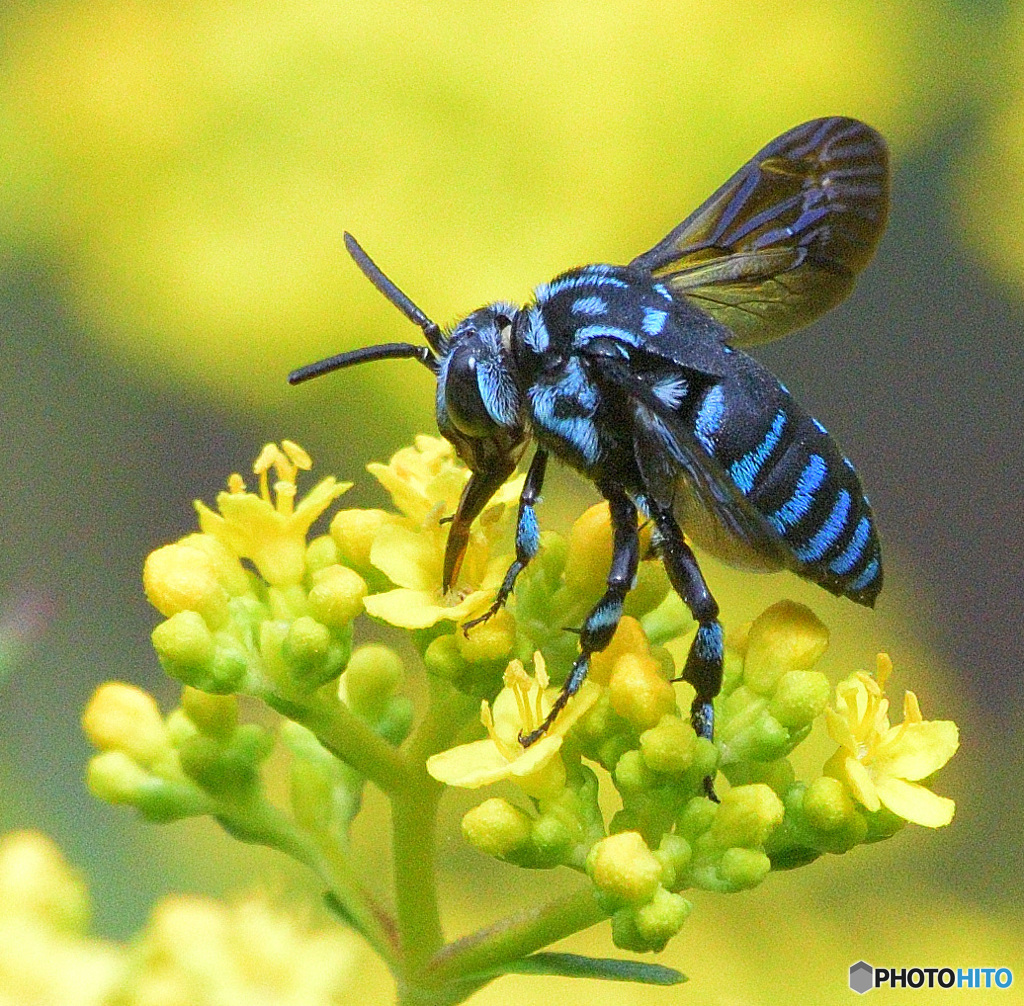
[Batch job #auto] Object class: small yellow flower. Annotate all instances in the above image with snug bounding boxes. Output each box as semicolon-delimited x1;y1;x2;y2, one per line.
361;437;523;629
367;435;522;525
426;652;601;799
824;654;959;828
196;441;351;587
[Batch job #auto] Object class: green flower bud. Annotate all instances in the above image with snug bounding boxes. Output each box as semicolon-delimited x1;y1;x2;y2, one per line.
718;847;772;890
613;749;651;795
181;688;238;740
743;601;828;695
308;565;367;629
768;670;830;728
639;714;697;774
677;796;717;840
710;784;785;849
423;633;465;681
86;751;151;805
341;644;404;719
803;776;857;832
284;615;330;669
305;534;340;576
528;813;574;867
634;886;692;944
587;831;662;905
640;589;693;646
87;753;206;822
655;833;692;890
462;798;533;859
375;695;415;746
178;723;271;795
152;612;217;687
622;562;670;620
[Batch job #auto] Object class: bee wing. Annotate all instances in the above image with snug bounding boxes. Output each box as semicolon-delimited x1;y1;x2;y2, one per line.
591;355;792;566
629;117;889;347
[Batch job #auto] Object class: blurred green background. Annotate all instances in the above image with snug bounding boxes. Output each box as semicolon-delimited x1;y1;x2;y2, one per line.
1;1;1022;1002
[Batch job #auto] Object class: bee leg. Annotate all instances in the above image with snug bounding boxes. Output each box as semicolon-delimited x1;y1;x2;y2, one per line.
520;486;638;746
443;458;517;593
463;450;548;634
650;505;722;800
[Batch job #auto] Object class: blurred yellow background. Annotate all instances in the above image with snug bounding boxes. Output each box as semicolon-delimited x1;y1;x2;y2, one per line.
1;2;1021;1003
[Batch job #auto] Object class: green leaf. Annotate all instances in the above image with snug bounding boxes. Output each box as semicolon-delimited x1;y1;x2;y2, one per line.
501;952;685;985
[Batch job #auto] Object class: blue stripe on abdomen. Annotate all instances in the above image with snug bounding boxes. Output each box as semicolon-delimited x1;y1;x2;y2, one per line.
728;410;787;495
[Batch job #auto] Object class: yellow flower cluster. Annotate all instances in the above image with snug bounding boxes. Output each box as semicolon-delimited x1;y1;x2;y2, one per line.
0;831;361;1006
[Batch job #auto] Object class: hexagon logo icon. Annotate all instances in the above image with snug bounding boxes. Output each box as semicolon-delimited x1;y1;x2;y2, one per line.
849;960;874;994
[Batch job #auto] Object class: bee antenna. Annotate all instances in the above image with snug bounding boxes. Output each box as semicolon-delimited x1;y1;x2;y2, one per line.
288;342;437;385
344;232;445;355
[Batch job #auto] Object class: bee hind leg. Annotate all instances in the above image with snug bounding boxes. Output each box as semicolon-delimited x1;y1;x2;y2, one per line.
649;504;723;800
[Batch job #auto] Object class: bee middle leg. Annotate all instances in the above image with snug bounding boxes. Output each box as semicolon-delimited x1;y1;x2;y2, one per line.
520;484;638;746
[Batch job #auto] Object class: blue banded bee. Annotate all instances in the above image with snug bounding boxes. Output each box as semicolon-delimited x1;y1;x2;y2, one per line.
291;117;889;794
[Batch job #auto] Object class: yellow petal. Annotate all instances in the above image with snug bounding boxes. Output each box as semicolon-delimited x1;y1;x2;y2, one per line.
824;707;857;752
363;589;445;629
843;755;881;812
875;776;956;828
369;523;439;590
875;720;960;781
426;740;516;787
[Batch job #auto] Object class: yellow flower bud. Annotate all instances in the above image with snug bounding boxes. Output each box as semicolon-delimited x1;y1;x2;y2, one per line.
330;508;388;569
639;714;697;774
588;831;663;904
710;784;785;849
177;533;250;595
608;652;676;731
308;565;367;628
82;683;169;766
461;798;533;859
143;543;230;627
562;503;613;595
456;608;515;664
743;600;828;695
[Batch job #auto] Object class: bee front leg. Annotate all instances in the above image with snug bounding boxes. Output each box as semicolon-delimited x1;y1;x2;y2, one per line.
520;485;638;746
443;458;517;593
464;449;548;634
649;503;722;799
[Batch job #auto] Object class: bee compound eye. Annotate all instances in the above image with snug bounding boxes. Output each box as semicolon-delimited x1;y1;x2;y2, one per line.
445;348;499;438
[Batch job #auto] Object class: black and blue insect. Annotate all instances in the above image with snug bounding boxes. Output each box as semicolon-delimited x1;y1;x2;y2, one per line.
290;117;889;793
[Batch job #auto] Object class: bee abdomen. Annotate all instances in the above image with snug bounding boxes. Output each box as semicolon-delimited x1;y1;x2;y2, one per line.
746;413;882;606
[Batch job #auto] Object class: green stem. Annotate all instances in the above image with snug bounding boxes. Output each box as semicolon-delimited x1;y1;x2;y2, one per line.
392;678;479;974
265;688;408;794
213;794;398;963
421;885;609;989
